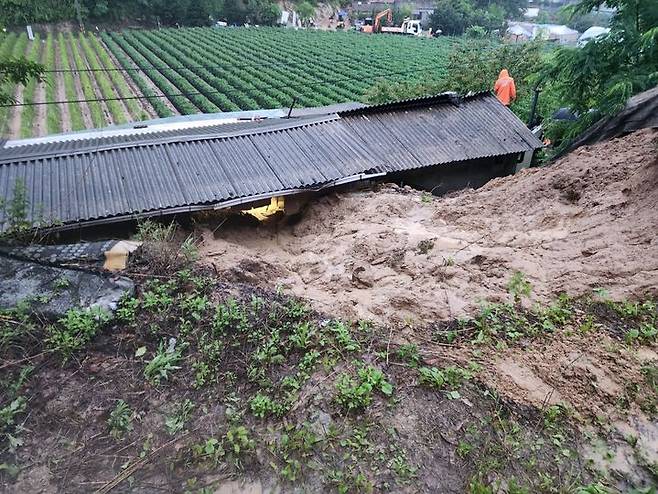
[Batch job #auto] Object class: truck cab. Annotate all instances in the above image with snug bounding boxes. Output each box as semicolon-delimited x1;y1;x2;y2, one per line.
401;19;422;36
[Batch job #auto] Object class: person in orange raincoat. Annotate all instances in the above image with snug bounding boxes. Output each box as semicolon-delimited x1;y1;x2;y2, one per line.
494;69;516;106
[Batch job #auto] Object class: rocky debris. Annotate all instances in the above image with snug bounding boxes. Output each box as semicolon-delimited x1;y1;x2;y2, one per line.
0;255;134;318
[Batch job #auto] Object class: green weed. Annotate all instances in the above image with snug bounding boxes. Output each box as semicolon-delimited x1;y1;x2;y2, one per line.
108;400;133;439
396;344;421;367
0;397;26;454
46;307;111;361
328;321;360;352
390;451;417;483
144;339;186;385
327;468;374;494
508;271;532;302
165;399;195;435
335;365;393;413
53;277;71;290
116;296;140;323
290;321;316;349
625;323;657;345
249;393;286;419
418;365;473;391
225;425;254;455
191;437;224;465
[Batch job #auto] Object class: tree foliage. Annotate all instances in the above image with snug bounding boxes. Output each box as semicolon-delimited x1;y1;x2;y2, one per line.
541;0;658;115
0;0;282;27
297;1;315;26
0;58;43;105
429;0;525;35
366;40;544;121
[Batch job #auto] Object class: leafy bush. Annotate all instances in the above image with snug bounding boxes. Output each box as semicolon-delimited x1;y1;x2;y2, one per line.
335;365;393;412
108;400;134;439
46;307;111;361
144;339;186;384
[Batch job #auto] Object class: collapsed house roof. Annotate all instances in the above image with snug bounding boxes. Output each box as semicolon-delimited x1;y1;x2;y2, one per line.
559;85;658;157
0;92;542;232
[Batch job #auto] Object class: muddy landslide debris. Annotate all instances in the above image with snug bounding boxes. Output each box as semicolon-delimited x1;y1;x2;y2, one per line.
199;129;658;326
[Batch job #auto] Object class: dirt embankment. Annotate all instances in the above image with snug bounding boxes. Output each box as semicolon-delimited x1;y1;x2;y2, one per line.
199;129;658;326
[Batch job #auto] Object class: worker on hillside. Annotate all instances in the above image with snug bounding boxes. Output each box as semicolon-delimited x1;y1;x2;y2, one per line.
494;69;517;106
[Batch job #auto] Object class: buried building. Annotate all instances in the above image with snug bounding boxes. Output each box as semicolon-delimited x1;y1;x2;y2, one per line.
0;92;542;233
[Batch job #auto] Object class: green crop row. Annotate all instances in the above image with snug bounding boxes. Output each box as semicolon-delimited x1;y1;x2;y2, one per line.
57;33;85;131
79;33;126;125
19;34;41;138
87;34;145;121
108;32;197;115
127;31;221;113
107;26;460;116
100;33;173;119
68;33;105;128
44;33;62;135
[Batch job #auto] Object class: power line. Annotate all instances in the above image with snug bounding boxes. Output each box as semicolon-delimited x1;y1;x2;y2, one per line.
0;62;441;108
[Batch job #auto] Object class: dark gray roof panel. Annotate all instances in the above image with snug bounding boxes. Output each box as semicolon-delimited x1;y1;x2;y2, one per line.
0;93;543;231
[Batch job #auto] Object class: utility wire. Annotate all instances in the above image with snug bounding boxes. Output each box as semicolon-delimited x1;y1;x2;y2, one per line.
0;62;441;108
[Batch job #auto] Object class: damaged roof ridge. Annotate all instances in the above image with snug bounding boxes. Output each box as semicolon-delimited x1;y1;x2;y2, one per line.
338;91;492;117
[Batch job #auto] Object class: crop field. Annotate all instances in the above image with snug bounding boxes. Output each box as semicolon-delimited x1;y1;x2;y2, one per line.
1;28;462;140
0;31;156;139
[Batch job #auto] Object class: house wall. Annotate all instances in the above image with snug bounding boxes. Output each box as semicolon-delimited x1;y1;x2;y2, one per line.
390;154;521;195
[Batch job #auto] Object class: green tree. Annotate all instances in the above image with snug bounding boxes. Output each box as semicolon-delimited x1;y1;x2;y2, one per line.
542;0;658;115
430;0;474;35
473;0;526;19
257;2;282;25
393;5;413;25
430;0;519;35
0;58;44;105
365;40;544;122
297;1;315;26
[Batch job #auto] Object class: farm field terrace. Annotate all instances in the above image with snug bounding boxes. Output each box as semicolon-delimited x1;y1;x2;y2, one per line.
0;28;464;140
0;30;156;139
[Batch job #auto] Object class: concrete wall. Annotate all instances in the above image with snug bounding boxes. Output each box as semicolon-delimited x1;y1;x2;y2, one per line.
391;153;521;196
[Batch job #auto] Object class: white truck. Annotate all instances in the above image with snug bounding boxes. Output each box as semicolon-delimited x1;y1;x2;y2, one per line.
381;19;424;36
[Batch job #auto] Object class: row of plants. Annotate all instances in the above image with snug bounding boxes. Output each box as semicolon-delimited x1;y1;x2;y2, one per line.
18;34;40;138
87;33;146;121
107;32;198;115
118;31;220;113
106;26;462;114
56;33;85;131
68;32;105;128
179;28;342;106
43;34;61;135
78;32;127;125
100;33;174;119
184;28;350;105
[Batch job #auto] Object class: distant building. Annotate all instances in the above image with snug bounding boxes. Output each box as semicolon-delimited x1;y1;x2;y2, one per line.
523;8;540;19
506;21;579;44
578;26;611;45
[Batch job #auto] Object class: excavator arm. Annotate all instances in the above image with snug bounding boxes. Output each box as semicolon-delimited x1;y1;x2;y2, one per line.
373;8;392;33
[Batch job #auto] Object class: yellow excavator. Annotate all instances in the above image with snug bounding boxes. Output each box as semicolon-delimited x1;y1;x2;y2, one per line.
361;8;425;36
361;8;392;34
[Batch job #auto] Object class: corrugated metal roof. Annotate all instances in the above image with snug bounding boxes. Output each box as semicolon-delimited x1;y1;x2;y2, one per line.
339;94;540;172
2;102;367;151
0;115;335;164
0;93;542;232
